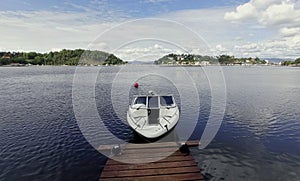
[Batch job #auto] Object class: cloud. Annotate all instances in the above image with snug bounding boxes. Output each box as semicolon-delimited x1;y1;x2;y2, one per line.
251;0;282;9
280;27;300;37
157;8;238;48
259;2;299;25
223;0;300;58
64;1;131;21
156;8;289;57
225;0;300;26
234;35;300;58
0;10;114;52
224;2;257;20
209;44;233;55
234;43;261;55
1;1;300;59
114;43;175;61
87;18;213;60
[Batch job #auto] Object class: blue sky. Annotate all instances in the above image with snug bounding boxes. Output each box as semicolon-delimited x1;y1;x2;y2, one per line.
0;0;300;60
0;0;249;22
0;0;247;12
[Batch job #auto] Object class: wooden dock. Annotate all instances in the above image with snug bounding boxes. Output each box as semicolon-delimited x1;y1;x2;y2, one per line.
99;141;204;181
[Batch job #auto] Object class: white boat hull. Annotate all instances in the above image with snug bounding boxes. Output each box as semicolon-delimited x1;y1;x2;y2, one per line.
127;95;180;139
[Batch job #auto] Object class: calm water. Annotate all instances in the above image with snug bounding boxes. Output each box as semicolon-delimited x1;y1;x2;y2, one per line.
0;65;299;180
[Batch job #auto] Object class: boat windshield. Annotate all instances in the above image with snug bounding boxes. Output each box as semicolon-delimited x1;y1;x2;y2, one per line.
148;96;159;108
134;96;146;105
160;96;174;106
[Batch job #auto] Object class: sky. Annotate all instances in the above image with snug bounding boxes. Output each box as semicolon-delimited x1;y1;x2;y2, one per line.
0;0;300;61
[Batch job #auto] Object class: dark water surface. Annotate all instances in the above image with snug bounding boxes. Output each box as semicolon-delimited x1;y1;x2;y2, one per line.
0;66;299;180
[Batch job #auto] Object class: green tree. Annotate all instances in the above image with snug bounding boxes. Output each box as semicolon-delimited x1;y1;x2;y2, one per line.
218;55;235;65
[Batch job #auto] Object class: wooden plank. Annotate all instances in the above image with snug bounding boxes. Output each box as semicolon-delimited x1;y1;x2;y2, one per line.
101;172;204;181
122;147;178;154
98;140;200;151
107;154;194;165
124;142;178;149
117;151;182;159
103;160;197;171
185;140;200;147
108;150;185;160
100;165;201;178
113;153;178;160
98;145;115;151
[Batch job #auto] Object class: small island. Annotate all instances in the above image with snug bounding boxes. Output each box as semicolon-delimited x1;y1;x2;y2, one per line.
155;54;300;66
0;49;127;66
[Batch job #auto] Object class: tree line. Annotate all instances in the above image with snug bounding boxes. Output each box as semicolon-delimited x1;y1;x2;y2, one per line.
281;58;300;66
0;49;127;66
155;53;300;66
155;54;269;65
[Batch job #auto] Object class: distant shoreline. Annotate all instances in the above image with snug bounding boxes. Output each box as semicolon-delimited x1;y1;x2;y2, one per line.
1;63;299;68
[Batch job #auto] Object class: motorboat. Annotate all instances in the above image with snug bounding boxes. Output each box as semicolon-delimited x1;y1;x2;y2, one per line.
127;92;180;139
